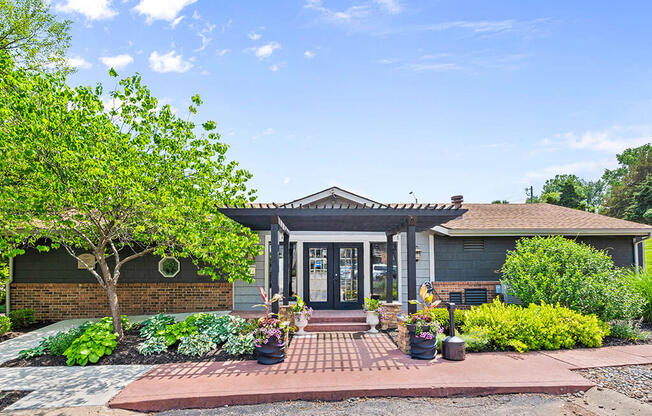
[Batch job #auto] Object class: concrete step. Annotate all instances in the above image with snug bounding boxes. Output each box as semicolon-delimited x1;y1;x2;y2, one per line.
305;322;370;332
310;315;367;324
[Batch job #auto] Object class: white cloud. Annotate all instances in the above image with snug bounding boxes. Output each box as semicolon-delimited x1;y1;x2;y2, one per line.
245;41;281;60
56;0;117;20
196;33;211;51
170;15;185;28
523;159;616;184
304;50;316;59
99;54;134;69
216;49;230;56
283;176;291;185
133;0;197;23
148;51;193;73
541;125;652;154
400;63;461;72
66;56;92;69
304;0;370;22
374;0;402;14
248;31;262;40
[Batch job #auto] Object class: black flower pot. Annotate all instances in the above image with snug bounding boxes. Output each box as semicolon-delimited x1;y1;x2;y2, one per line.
406;324;437;360
255;336;285;365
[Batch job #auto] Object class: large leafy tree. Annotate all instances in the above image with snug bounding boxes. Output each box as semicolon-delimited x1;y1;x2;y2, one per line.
0;54;261;337
603;145;652;224
0;0;71;70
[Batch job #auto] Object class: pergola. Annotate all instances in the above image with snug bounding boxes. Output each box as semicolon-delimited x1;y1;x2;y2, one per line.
218;203;466;314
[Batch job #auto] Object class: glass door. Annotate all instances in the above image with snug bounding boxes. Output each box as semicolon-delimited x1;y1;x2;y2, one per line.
303;242;364;309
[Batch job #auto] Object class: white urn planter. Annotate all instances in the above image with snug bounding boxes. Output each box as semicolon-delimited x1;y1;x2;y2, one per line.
366;311;380;334
295;316;309;335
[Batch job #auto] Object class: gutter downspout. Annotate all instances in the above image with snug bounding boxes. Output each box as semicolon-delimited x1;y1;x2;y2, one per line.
5;257;13;315
634;234;651;274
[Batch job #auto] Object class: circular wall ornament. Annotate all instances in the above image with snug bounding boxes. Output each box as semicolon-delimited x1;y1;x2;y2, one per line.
158;256;180;278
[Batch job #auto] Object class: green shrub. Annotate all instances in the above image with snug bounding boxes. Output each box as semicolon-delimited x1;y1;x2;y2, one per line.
624;267;652;322
0;315;10;335
63;317;119;366
186;313;249;344
223;332;255;356
140;313;176;339
460;328;491;352
137;336;168;355
463;299;609;353
48;325;88;356
8;309;35;328
178;333;216;356
502;236;644;321
609;320;649;341
155;321;198;346
429;308;466;331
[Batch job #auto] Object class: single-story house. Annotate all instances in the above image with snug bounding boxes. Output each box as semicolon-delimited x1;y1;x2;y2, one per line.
6;186;652;320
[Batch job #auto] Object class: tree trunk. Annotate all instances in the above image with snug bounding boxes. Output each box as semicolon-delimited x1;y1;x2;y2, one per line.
105;280;124;338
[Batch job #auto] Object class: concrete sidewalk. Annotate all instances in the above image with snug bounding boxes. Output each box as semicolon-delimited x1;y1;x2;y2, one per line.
109;334;652;412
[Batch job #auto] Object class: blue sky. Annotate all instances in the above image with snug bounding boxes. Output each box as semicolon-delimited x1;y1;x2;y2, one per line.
57;0;652;203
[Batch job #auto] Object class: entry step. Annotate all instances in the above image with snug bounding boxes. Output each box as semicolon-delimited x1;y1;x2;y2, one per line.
305;322;370;332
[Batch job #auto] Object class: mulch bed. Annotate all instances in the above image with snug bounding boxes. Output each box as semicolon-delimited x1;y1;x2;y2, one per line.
576;364;652;403
601;322;652;347
0;321;54;344
1;329;255;367
0;391;31;411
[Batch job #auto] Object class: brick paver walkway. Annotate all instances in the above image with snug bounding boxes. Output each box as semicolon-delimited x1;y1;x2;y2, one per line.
110;334;652;412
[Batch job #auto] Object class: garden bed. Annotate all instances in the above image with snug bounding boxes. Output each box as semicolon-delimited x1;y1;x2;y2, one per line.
0;391;31;411
1;329;256;367
0;321;54;344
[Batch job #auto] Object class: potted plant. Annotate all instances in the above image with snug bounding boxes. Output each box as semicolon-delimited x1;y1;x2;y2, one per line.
290;296;313;335
253;287;288;365
400;283;444;359
363;295;385;334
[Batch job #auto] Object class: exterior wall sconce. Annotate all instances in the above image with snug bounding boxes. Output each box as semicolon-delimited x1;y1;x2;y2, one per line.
415;245;422;262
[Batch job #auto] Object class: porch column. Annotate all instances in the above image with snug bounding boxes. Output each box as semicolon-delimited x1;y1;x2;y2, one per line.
386;233;394;303
407;216;417;314
270;219;280;314
282;231;290;305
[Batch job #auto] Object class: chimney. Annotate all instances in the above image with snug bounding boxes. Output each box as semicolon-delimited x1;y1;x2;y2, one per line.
451;195;464;206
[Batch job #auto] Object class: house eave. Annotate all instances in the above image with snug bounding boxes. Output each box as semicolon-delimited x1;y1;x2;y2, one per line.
432;226;652;237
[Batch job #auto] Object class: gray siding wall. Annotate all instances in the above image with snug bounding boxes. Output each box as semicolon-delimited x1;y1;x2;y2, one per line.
434;235;637;283
233;233;266;311
14;248;222;284
399;232;431;304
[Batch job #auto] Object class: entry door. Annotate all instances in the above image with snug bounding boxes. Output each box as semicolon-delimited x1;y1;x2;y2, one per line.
303;243;364;309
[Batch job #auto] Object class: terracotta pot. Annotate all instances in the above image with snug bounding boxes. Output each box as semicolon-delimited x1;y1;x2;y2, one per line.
366;311;380;334
255;336;285;365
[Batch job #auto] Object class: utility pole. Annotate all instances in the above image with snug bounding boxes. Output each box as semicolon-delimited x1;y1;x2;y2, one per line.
530;186;534;204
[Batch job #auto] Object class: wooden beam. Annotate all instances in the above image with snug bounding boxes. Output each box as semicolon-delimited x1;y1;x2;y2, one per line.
282;232;290;306
407;218;417;314
270;222;280;314
271;215;291;235
386;233;394;303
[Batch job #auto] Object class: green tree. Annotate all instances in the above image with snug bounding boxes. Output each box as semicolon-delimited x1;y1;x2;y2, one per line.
491;200;509;204
0;55;261;337
0;0;71;70
603;146;651;223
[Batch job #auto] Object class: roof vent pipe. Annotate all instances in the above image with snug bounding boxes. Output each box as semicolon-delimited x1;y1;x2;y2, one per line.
451;195;464;205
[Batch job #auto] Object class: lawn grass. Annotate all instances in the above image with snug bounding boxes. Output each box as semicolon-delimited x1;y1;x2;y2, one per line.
646;238;652;270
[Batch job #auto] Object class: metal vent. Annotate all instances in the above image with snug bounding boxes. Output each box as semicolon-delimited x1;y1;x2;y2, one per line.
449;292;463;304
463;238;484;251
464;288;487;305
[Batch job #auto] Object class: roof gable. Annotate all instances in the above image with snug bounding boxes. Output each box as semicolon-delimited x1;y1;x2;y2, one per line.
285;186;384;208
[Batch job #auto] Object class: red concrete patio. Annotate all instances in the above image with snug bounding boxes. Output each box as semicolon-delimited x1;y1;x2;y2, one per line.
108;334;652;412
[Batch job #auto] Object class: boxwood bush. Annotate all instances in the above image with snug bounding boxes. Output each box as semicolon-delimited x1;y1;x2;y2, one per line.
8;309;35;329
501;236;644;321
429;308;466;331
0;315;10;335
463;299;609;352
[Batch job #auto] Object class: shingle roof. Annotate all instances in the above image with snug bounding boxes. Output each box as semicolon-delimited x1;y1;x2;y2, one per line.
438;203;652;234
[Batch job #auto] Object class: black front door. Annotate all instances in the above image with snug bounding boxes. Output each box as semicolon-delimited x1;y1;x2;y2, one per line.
303;243;363;309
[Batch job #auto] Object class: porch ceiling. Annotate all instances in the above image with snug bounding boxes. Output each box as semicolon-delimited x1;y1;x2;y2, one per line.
217;206;466;232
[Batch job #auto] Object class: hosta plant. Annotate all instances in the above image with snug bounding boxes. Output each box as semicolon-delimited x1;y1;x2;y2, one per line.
185;313;247;344
224;332;255;356
155;321;198;346
63;319;119;366
137;337;168;356
177;333;216;356
140;313;176;339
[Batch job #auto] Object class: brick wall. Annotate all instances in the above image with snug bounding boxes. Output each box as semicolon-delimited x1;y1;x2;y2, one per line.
432;280;500;309
10;282;232;321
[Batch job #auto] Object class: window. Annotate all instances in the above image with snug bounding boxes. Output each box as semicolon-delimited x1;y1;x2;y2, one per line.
268;242;298;300
158;256;180;278
370;242;398;300
463;238;484;251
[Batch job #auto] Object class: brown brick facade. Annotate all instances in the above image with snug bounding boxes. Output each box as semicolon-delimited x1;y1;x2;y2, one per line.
10;282;232;321
432;280;501;309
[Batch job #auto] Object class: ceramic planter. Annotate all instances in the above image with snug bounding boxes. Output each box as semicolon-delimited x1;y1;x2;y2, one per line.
406;324;437;360
366;311;380;334
255;336;285;365
295;316;309;335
